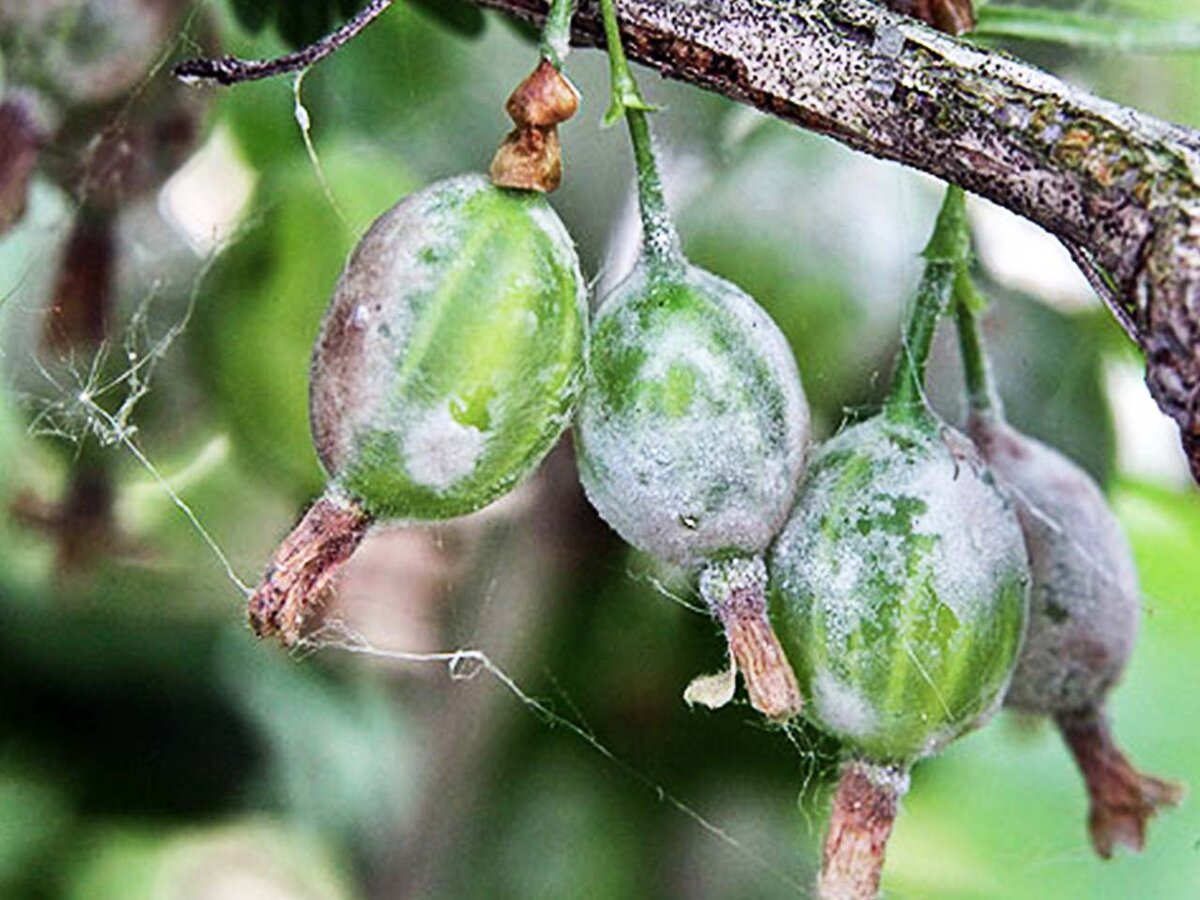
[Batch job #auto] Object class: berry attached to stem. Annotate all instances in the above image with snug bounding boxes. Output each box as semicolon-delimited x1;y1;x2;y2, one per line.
578;0;808;721
770;186;1029;897
249;174;586;645
953;237;1183;858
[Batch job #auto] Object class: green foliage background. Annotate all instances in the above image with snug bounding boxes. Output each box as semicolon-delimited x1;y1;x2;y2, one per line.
0;1;1198;897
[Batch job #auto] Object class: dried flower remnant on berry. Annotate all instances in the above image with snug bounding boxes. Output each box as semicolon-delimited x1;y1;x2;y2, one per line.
492;55;580;192
249;175;586;645
249;494;371;643
819;762;910;900
576;0;809;721
955;278;1183;858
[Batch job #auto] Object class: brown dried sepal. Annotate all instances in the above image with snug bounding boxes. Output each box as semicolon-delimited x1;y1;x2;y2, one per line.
887;0;976;35
700;558;803;722
1057;709;1184;859
818;762;910;900
248;494;372;645
507;59;579;128
490;125;562;193
0;99;42;237
490;59;578;194
720;592;803;721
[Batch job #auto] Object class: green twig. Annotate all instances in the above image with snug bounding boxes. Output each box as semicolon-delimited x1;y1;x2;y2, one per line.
597;0;683;274
885;185;972;424
539;0;576;68
953;270;1003;419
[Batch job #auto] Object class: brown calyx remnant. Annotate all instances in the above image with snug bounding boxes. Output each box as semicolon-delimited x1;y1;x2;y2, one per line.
885;0;976;35
718;586;803;722
700;558;803;722
819;761;910;900
248;494;372;645
1057;708;1184;859
491;59;579;193
0;99;42;237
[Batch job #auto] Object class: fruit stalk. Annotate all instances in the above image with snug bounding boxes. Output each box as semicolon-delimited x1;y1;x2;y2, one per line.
884;185;970;424
818;761;910;900
598;0;684;274
247;493;371;644
539;0;575;69
951;270;1002;420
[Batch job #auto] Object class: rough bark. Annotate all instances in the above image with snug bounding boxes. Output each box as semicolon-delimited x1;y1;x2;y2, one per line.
473;0;1200;482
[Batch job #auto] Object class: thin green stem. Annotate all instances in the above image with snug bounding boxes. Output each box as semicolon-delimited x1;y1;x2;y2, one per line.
539;0;575;69
953;273;1003;419
597;0;684;274
885;185;971;424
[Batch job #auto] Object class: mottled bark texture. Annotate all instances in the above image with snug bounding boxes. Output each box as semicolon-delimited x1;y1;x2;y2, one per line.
473;0;1200;483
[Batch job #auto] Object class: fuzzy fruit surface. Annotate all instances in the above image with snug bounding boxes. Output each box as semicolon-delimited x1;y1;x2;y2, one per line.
575;262;808;568
970;416;1139;714
310;174;586;521
769;415;1029;763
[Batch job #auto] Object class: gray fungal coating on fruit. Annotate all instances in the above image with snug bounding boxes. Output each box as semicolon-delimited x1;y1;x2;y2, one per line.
575;261;809;568
970;415;1140;715
310;174;587;522
769;416;1029;762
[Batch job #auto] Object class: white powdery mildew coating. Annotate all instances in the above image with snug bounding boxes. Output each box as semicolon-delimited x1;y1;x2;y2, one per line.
908;431;1030;630
316;174;537;483
813;669;877;740
774;418;1025;656
313;176;465;474
403;403;487;491
578;264;809;568
974;417;1140;714
528;199;588;303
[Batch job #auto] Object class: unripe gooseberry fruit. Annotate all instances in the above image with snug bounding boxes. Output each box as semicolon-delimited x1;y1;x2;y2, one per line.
969;413;1183;857
250;174;587;643
575;260;810;719
769;415;1029;763
577;263;807;567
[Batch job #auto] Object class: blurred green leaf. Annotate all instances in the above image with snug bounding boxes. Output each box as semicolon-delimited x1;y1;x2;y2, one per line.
191;143;417;501
975;3;1200;52
64;821;356;900
227;0;374;48
408;0;487;38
